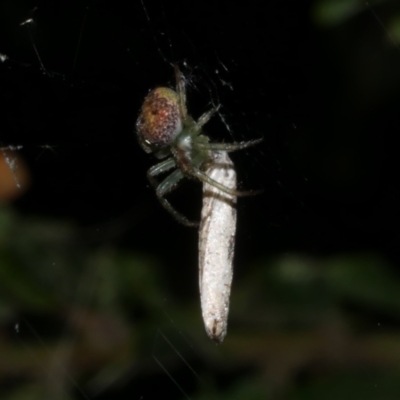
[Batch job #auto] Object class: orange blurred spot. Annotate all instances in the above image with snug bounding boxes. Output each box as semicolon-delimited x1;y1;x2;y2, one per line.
0;150;30;202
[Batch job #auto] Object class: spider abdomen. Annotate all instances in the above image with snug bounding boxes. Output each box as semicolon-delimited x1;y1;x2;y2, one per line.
136;87;182;153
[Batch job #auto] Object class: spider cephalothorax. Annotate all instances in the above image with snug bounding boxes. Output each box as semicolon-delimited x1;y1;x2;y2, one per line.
136;65;261;227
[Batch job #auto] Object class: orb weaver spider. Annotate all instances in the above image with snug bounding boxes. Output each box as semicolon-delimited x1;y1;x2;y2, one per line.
136;65;262;227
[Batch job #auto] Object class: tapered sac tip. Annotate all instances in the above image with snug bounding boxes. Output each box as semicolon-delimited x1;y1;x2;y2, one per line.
205;318;227;344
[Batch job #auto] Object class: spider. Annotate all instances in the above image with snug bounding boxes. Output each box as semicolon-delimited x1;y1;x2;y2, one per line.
136;65;262;227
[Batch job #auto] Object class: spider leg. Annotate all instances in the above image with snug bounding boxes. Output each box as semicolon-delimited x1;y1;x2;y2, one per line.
148;157;176;177
154;168;183;195
148;164;199;227
195;105;220;132
147;158;176;202
174;65;188;120
198;138;263;152
190;168;261;197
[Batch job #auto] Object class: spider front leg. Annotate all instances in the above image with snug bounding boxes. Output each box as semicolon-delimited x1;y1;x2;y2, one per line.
195;105;220;133
208;137;263;152
190;138;263;196
147;159;199;227
174;65;220;133
194;137;263;153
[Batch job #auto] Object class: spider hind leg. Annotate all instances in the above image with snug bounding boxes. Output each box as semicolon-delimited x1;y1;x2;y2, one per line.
191;167;262;197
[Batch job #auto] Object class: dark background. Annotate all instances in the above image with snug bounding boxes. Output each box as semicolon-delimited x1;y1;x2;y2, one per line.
1;0;400;399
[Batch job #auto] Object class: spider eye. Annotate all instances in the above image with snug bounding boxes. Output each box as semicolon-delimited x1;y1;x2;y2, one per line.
136;87;182;153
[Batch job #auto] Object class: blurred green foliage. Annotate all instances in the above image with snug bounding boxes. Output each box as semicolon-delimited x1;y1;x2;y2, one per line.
1;204;400;399
312;0;366;26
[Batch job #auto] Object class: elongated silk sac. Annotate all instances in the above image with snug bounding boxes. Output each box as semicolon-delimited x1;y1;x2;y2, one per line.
199;151;236;343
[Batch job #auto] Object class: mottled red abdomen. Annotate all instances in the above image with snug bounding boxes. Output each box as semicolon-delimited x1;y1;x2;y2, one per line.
136;87;182;153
